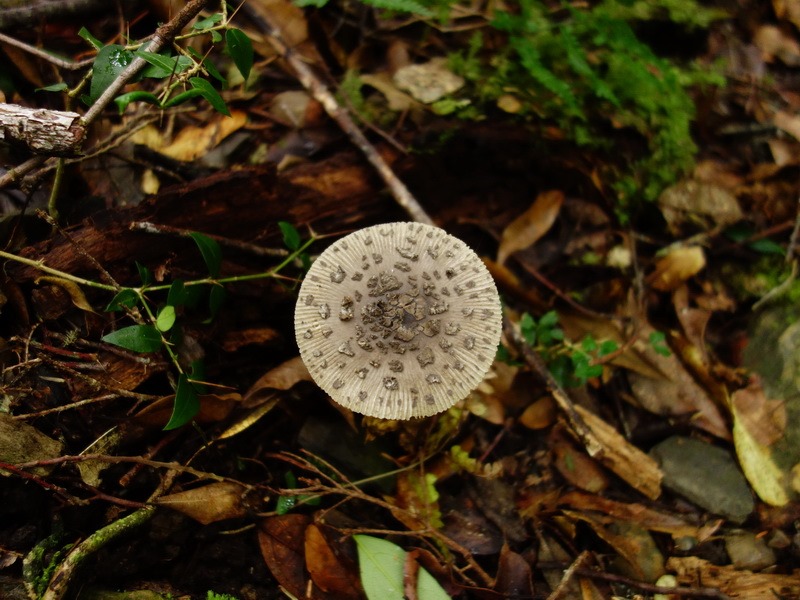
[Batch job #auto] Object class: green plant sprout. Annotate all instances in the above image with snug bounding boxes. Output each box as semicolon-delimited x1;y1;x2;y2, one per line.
0;222;315;430
41;2;253;116
520;311;619;387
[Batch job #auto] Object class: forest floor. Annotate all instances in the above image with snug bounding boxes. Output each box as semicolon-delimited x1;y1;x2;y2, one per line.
1;0;800;598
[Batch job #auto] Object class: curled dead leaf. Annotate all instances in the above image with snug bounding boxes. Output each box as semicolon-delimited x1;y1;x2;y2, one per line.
156;482;248;524
35;276;96;313
497;190;564;264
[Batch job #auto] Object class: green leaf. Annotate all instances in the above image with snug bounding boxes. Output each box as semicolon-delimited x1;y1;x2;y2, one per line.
278;221;301;251
102;324;162;353
189;77;230;116
598;339;619;357
89;45;134;104
354;535;405;600
38;83;69;93
207;285;226;321
189;232;222;277
167;280;188;307
163;374;200;430
226;28;254;82
520;313;536;346
156;305;177;332
78;27;103;50
354;535;449;600
162;88;205;108
749;238;785;255
105;288;139;311
136;261;153;286
136;50;192;79
189;48;226;83
417;567;450;600
114;90;162;113
193;13;223;30
293;0;329;6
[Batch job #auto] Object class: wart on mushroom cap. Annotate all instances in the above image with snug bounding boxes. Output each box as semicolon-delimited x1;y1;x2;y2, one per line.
294;222;502;420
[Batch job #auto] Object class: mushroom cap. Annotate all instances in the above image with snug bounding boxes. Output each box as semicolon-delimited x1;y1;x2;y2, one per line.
294;222;502;419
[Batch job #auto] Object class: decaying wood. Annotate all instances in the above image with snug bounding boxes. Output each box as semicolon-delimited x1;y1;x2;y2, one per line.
0;103;85;156
10;159;399;284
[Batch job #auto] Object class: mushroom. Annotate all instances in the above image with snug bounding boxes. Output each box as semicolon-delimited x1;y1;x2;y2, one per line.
294;222;502;419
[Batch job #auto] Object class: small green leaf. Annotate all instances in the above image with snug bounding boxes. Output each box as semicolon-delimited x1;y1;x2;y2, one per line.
114;90;162;113
136;261;153;286
163;374;200;430
275;495;296;515
38;83;69;93
189;48;226;83
189;359;207;394
598;339;619;357
226;28;254;82
520;312;536;346
89;45;134;104
354;535;405;600
162;88;205;108
78;27;103;50
193;13;223;30
749;238;785;255
137;51;192;79
102;324;162;353
105;288;139;311
278;221;301;251
207;285;226;321
189;232;222;277
156;305;177;332
168;280;188;307
189;77;230;116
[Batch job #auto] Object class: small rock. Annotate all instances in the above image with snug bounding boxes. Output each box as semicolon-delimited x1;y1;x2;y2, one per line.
649;436;754;523
725;530;776;570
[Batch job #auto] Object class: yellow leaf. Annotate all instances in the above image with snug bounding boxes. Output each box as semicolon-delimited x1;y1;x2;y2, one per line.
646;246;705;291
732;405;790;506
35;276;96;313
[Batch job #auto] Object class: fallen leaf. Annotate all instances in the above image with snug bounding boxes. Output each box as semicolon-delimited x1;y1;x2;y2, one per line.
497;190;564;264
361;73;418;112
658;179;742;235
551;425;609;493
493;545;533;598
156;482;248;524
646;246;706;291
0;413;64;476
754;24;800;65
305;524;361;598
518;396;556;430
242;355;312;407
35;276;96;313
258;514;312;599
393;58;465;104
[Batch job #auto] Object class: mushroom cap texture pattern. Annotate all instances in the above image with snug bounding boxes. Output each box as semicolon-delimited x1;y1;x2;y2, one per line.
295;222;502;419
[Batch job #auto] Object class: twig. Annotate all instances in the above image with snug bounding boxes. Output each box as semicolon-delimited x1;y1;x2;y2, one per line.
0;31;94;70
244;8;435;225
547;551;591;600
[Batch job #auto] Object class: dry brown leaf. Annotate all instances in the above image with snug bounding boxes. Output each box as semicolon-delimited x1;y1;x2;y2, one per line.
393;58;465;104
560;491;720;541
518;396;556;430
156;482;248;524
626;325;729;440
360;73;418;112
667;556;800;599
574;405;663;500
754;24;800;65
774;110;800;142
497;190;564;264
242;355;312;407
774;0;800;28
732;377;787;447
35;276;96;313
0;413;64;476
160;110;248;161
566;512;665;582
551;426;609;493
305;524;361;598
258;514;312;599
646;247;706;292
658;179;742;234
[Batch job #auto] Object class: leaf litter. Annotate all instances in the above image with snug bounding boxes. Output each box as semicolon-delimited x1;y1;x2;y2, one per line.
1;0;800;599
